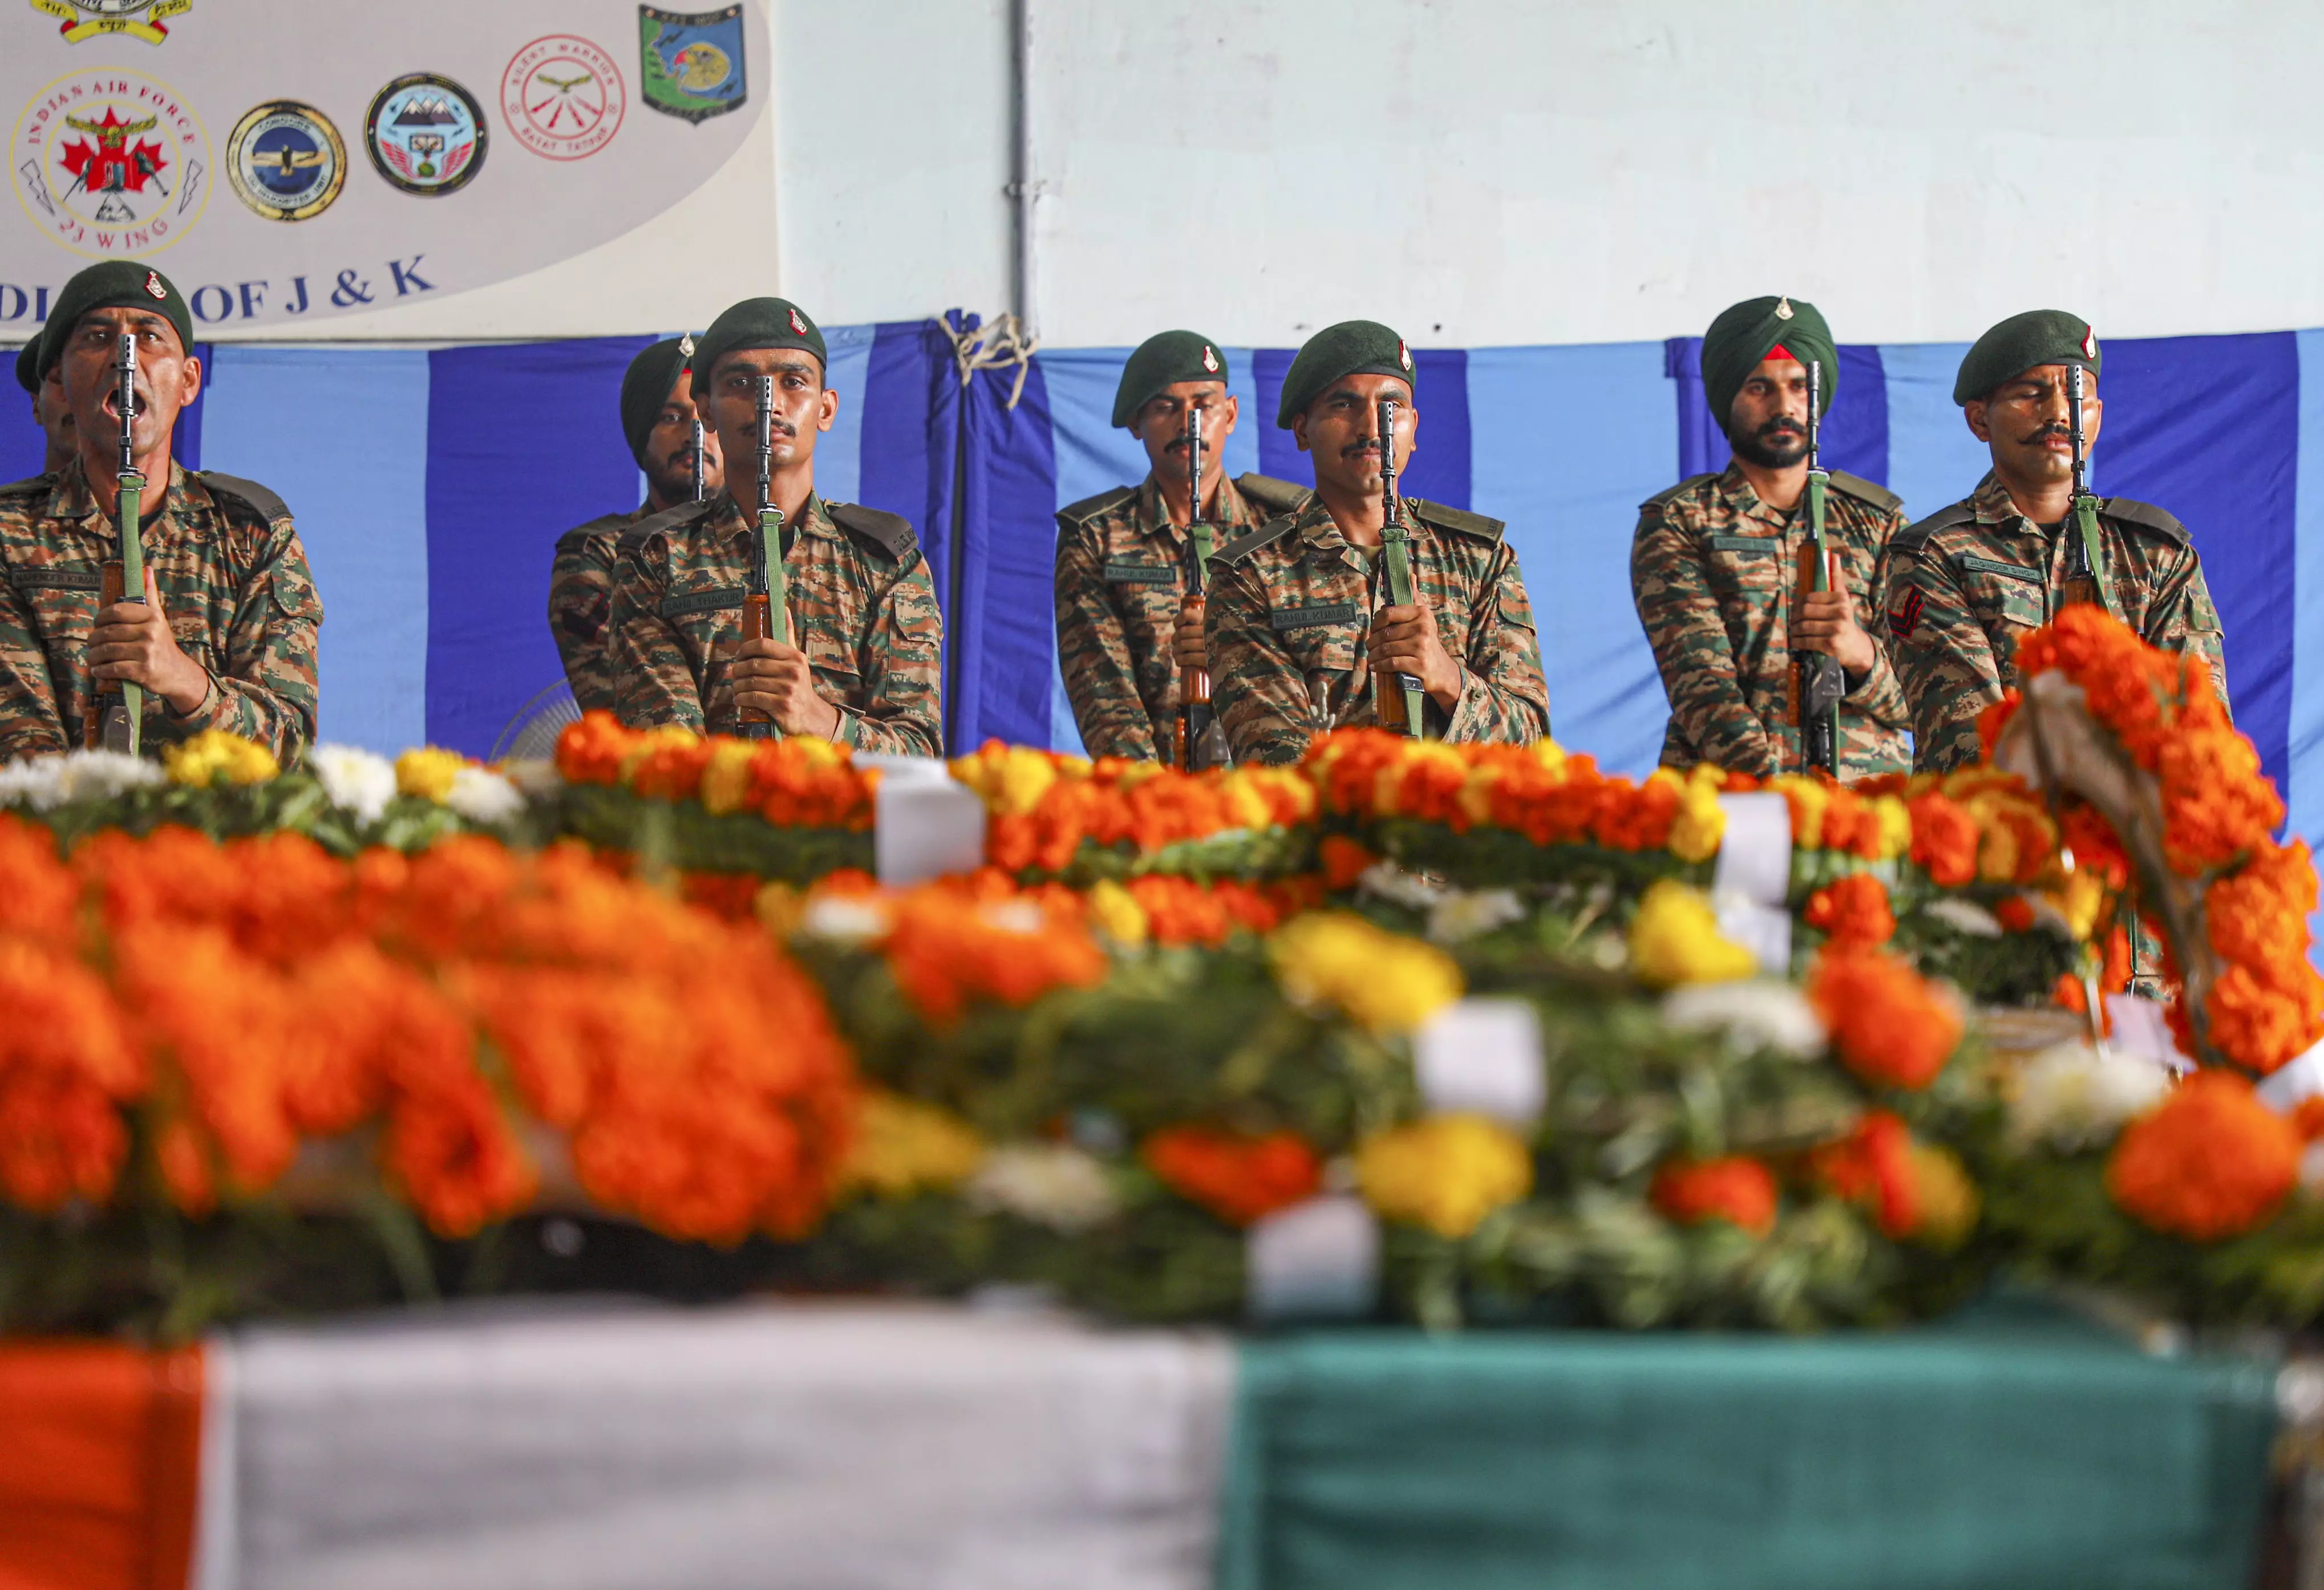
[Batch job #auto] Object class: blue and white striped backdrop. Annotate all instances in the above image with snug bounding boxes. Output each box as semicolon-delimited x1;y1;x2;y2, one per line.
5;321;2319;873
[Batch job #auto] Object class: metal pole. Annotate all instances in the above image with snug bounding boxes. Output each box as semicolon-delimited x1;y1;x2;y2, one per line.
1009;0;1039;341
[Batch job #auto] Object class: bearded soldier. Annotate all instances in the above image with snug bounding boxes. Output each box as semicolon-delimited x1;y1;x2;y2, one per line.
1882;311;2227;771
608;297;942;753
1631;296;1909;779
0;262;321;764
1053;330;1306;761
1205;321;1549;765
549;336;725;714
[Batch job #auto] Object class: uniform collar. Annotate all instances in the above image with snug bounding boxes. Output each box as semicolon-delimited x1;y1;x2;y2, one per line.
1969;472;2043;534
1135;472;1261;541
715;489;834;543
1716;461;1793;529
51;455;189;526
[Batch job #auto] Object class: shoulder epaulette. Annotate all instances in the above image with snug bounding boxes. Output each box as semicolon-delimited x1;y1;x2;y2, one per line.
1827;469;1902;515
1891;501;1977;555
556;510;634;551
2100;497;2190;547
1406;497;1505;542
1233;472;1309;517
1055;484;1136;526
829;501;918;561
1211;514;1299;567
196;470;291;524
0;473;52;498
1638;473;1718;514
618;497;715;553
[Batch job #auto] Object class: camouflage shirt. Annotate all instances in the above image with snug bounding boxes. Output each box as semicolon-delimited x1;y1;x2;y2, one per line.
1206;494;1550;766
1881;472;2228;771
0;459;322;764
1054;471;1306;761
1630;463;1911;779
608;490;942;755
549;502;650;715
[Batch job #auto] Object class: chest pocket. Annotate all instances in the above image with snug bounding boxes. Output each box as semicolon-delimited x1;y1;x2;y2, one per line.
1955;554;2046;631
1702;532;1784;602
1270;599;1363;676
11;567;104;663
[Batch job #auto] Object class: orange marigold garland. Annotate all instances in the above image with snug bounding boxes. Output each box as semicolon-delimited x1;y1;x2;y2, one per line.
2106;1070;2300;1240
1141;1125;1323;1227
1803;873;1895;949
1649;1155;1779;1238
1808;946;1963;1092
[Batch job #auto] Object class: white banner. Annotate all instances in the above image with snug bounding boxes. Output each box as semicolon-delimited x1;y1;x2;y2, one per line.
1;0;767;334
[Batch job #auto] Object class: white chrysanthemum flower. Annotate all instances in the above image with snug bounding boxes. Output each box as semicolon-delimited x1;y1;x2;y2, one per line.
308;744;398;825
1922;898;2004;938
2007;1041;2172;1150
1427;888;1525;944
445;766;525;826
800;895;892;946
0;755;67;809
498;758;565;798
1;749;168;811
1358;860;1446;910
966;1143;1120;1233
1661;978;1826;1058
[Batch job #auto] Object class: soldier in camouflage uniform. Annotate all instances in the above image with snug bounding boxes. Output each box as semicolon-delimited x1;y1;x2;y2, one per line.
1631;295;1910;779
549;336;724;714
1053;330;1307;761
0;261;320;764
1882;310;2227;772
1206;320;1549;766
609;297;942;754
14;338;73;480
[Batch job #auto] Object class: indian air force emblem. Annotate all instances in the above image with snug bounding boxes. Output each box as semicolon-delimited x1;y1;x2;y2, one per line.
10;68;210;255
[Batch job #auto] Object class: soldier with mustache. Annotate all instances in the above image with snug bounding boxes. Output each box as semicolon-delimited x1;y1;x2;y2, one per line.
1630;294;1909;780
0;261;320;764
1881;311;2226;772
549;336;726;713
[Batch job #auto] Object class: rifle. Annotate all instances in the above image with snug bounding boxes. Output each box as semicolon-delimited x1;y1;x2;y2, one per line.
84;332;146;755
2061;363;2110;614
1172;400;1229;770
1789;358;1841;775
737;375;785;740
1371;394;1426;737
690;418;707;504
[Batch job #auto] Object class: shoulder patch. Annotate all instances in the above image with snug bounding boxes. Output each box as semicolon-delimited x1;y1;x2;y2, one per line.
1233;472;1309;517
830;502;918;561
1890;501;1978;556
618;497;715;557
1825;469;1902;515
196;470;292;525
1055;484;1137;526
1638;473;1718;514
2100;497;2190;547
1404;497;1504;542
1211;514;1299;567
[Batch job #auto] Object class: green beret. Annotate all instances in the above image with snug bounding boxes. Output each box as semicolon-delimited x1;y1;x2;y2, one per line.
14;339;35;395
1953;309;2100;405
620;336;694;466
37;259;194;380
1111;330;1229;428
1701;295;1835;432
690;297;827;396
1276;320;1414;428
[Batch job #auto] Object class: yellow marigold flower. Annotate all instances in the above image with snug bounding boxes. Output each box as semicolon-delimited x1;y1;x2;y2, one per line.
1269;911;1463;1034
699;739;759;816
1457;764;1501;828
754;881;806;940
1372;740;1464;817
1906;1142;1979;1249
2050;867;2108;942
395;745;465;802
1870;795;1913;862
614;725;698;787
1667;769;1726;863
1113;759;1167;790
165;728;280;788
992;746;1061;816
1356;1113;1533;1239
1086;878;1148;947
1774;775;1828;850
1220;776;1273;831
840;1090;986;1200
1629;879;1757;986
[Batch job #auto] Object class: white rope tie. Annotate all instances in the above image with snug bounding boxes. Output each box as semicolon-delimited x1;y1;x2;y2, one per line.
948;311;1040;411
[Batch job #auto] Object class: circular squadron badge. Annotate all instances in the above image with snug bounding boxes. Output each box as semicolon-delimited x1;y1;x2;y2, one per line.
363;71;487;197
226;100;346;222
10;68;211;257
499;35;625;160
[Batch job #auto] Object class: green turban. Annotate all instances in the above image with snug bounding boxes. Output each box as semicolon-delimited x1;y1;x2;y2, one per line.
1953;310;2100;405
14;339;36;395
37;260;196;381
1112;330;1229;428
690;297;827;397
1701;295;1836;434
1276;320;1414;428
619;336;694;467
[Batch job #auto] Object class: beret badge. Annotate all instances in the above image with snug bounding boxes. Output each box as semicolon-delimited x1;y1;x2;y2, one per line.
144;270;167;301
1201;344;1218;374
788;306;807;335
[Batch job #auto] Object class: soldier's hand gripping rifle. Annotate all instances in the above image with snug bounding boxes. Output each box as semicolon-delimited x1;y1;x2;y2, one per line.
690;418;707;504
737;375;786;741
1788;358;1842;775
84;332;146;755
1173;400;1230;771
1371;394;1426;739
2061;363;2111;614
